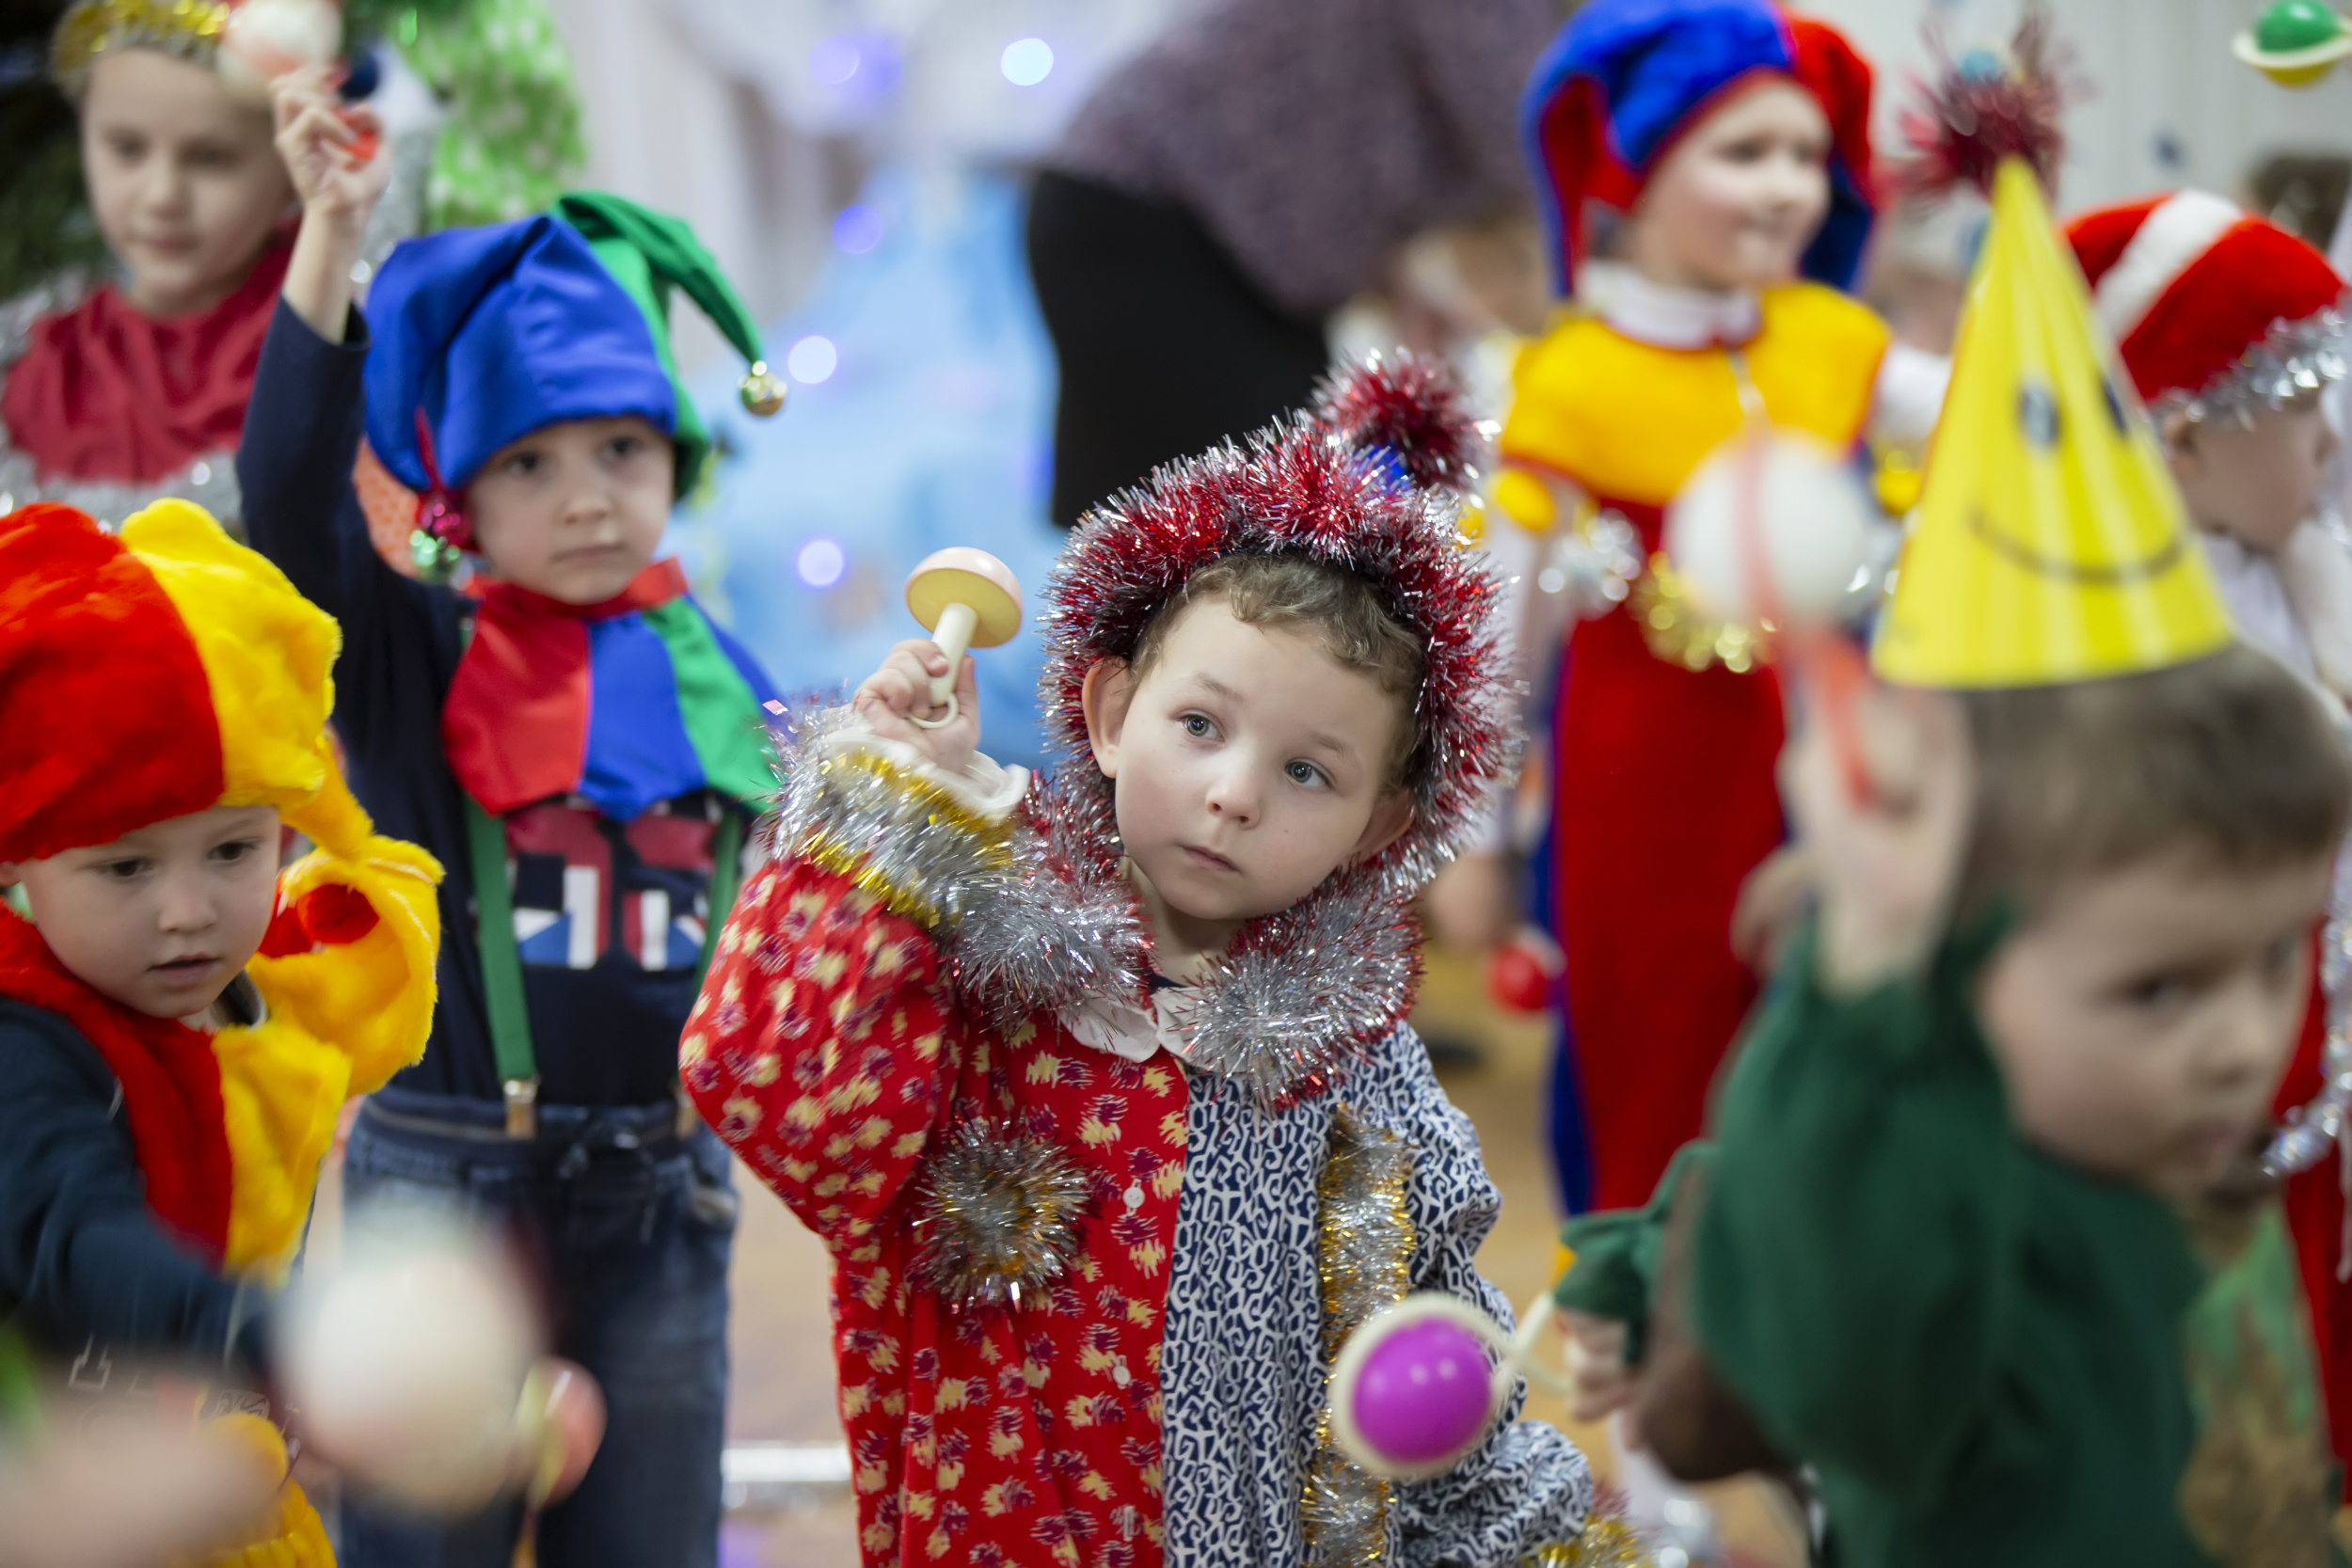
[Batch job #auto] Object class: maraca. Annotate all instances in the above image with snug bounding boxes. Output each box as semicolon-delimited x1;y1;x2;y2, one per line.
903;547;1023;729
1663;422;1880;800
2234;2;2352;87
216;0;384;163
1328;1292;1571;1479
278;1219;604;1514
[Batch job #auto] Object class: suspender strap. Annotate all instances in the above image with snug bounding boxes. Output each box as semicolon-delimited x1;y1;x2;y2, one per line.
465;796;543;1135
466;794;749;1138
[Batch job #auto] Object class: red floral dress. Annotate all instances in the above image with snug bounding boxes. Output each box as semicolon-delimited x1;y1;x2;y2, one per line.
685;855;1187;1567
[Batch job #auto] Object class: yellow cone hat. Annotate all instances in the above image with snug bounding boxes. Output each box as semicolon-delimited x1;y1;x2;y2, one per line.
1871;159;2233;689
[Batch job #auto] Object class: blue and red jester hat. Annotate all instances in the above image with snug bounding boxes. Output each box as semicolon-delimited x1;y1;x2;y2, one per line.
360;192;787;825
1521;0;1878;295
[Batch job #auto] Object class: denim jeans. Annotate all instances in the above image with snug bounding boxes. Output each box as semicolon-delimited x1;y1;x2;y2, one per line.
334;1087;736;1568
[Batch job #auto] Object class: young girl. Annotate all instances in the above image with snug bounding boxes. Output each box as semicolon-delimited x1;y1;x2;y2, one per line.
0;0;316;530
1503;0;1945;1216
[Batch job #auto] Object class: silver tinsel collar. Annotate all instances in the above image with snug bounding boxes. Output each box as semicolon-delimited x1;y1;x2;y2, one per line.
2157;300;2351;429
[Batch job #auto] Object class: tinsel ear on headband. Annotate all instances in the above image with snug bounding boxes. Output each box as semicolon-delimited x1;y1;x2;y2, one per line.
1038;353;1519;900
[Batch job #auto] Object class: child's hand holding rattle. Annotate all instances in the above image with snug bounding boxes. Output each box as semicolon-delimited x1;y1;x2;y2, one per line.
854;548;1023;779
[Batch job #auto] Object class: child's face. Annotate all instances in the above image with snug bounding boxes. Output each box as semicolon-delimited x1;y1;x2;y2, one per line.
466;416;675;605
1083;599;1415;938
80;47;293;318
1977;851;2327;1203
2166;389;2337;554
1623;79;1830;294
0;804;281;1024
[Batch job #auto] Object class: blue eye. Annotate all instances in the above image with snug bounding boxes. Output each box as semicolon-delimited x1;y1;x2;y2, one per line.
1286;761;1327;788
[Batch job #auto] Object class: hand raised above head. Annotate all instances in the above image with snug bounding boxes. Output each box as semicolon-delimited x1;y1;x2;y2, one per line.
853;639;982;779
270;66;388;227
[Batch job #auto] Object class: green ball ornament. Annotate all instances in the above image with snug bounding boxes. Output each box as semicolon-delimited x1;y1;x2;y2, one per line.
2258;0;2345;51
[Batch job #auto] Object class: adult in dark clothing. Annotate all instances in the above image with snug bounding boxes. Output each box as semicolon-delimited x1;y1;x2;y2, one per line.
1029;0;1562;526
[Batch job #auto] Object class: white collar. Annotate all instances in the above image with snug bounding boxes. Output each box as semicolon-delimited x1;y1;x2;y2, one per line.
1578;261;1762;350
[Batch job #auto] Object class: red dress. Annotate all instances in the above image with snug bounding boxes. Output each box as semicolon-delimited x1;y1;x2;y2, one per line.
1500;281;1889;1212
686;854;1186;1566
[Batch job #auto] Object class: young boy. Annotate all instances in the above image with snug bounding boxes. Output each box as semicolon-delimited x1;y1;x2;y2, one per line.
237;73;787;1568
684;359;1595;1566
1554;161;2346;1560
0;497;446;1560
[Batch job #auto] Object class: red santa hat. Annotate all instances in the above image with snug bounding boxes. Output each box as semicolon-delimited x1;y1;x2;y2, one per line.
2066;190;2348;420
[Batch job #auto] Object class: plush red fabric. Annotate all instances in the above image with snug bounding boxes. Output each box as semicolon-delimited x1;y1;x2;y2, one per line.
0;911;231;1259
1552;497;1788;1212
257;884;380;958
2;238;293;486
2274;958;2352;1500
440;558;689;815
2120;221;2344;404
2067;201;2345;404
0;505;222;864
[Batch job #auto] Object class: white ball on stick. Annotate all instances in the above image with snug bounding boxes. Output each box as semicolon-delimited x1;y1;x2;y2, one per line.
1664;428;1875;629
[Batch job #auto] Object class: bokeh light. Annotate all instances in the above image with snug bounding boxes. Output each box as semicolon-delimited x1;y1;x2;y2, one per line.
787;335;839;385
810;34;864;85
795;538;847;589
999;38;1054;87
833;204;884;255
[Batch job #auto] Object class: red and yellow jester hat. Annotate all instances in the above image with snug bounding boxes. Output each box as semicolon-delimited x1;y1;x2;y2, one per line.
1;501;442;1278
0;499;381;865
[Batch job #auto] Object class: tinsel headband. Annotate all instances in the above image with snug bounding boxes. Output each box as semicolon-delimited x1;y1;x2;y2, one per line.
52;0;231;89
1038;354;1517;898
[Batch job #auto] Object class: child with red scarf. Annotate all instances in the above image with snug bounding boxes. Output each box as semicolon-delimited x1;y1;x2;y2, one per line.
236;72;788;1563
0;0;342;530
1502;0;1947;1215
0;497;444;1560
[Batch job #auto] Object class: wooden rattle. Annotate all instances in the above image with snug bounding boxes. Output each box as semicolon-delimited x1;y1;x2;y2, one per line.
904;547;1023;730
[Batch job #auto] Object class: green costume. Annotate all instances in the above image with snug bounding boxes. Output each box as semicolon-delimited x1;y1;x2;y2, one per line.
1558;917;2338;1564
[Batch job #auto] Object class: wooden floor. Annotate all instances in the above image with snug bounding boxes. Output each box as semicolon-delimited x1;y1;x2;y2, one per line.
716;950;1807;1566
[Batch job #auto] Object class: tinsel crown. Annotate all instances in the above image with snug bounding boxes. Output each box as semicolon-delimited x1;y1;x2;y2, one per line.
1039;354;1517;898
52;0;231;89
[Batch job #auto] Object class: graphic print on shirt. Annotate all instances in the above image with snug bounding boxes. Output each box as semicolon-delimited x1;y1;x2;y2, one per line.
504;792;720;973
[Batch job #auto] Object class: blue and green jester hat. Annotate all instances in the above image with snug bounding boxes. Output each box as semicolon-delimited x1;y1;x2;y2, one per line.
361;191;786;825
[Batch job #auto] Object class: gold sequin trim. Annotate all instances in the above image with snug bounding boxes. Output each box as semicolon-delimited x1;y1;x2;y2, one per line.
52;0;229;85
1630;551;1766;674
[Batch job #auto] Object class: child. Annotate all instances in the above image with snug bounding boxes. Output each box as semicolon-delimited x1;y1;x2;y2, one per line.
0;497;445;1560
2069;191;2352;700
1502;0;1947;1215
2068;188;2352;1505
0;0;323;530
236;74;787;1567
684;359;1595;1566
1557;160;2345;1560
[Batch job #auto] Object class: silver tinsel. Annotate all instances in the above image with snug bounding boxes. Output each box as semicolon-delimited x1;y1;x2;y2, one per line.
907;1119;1094;1315
2265;765;2352;1189
2159;301;2351;431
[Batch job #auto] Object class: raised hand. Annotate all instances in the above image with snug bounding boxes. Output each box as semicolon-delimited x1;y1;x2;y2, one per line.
271;66;388;228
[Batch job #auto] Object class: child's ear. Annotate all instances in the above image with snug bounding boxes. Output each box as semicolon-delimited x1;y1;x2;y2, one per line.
1351;790;1417;864
0;863;19;890
2160;410;2202;476
1081;659;1134;780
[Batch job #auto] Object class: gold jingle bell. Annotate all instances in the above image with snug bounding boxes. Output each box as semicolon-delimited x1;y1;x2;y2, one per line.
739;361;787;418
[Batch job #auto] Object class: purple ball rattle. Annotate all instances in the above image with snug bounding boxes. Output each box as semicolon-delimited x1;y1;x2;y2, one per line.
1328;1292;1572;1479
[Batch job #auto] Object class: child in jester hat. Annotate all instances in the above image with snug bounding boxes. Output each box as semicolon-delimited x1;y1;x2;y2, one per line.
1503;0;1949;1222
237;76;785;1568
0;497;445;1564
1550;159;2347;1563
683;358;1598;1566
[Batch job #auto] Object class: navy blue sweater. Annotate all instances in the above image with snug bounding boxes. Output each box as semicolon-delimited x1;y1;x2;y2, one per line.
0;1001;266;1380
239;302;718;1107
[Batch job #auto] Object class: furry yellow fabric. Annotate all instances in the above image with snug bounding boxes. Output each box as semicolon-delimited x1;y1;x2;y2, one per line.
184;1412;335;1568
1502;281;1889;507
224;835;443;1274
